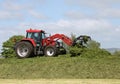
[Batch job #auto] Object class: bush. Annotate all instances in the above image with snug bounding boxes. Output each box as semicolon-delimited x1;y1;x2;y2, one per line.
1;35;24;58
81;48;111;58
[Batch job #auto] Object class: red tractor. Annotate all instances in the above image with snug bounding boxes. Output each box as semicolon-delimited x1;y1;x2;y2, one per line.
14;29;90;58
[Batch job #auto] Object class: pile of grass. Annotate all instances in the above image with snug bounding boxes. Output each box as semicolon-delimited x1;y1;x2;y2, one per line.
0;56;120;79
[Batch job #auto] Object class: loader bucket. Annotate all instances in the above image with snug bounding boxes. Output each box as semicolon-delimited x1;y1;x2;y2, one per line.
72;35;91;47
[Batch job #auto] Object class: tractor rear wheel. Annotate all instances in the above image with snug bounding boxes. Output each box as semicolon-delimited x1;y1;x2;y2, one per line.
15;41;33;58
44;46;58;57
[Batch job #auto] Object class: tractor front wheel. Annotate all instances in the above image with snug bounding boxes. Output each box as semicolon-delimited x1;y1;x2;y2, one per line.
44;46;58;57
15;41;33;58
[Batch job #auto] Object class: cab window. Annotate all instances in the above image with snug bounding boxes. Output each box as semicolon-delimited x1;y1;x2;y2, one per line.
26;32;32;38
42;33;46;39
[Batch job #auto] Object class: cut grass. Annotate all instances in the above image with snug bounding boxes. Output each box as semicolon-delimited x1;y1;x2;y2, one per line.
0;79;120;84
0;56;120;79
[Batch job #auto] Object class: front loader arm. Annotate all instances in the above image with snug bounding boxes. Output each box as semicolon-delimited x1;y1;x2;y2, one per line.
48;34;73;46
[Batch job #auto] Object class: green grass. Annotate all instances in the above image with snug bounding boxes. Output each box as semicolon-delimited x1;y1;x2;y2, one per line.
0;55;120;79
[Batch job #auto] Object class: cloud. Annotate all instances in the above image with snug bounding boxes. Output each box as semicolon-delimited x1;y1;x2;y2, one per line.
0;18;110;48
0;0;49;20
0;1;26;20
19;19;112;35
65;0;120;8
1;0;31;11
2;1;24;11
64;11;87;19
65;0;120;18
28;10;48;19
1;0;47;11
0;11;23;20
96;8;120;18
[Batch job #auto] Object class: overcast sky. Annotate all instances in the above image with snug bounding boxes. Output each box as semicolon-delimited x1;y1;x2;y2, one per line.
0;0;120;50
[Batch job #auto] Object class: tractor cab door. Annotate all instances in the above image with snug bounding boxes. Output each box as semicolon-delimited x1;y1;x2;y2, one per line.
26;31;46;55
32;32;46;47
32;33;40;43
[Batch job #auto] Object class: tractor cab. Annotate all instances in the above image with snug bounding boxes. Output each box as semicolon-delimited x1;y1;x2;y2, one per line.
26;29;46;44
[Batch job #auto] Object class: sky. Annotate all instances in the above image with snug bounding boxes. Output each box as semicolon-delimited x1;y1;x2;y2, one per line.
0;0;120;51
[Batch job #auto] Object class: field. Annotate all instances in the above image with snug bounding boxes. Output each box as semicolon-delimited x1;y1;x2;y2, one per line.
0;56;120;79
1;79;120;84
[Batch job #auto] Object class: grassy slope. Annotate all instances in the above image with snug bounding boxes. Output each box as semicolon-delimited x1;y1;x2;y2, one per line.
0;56;120;79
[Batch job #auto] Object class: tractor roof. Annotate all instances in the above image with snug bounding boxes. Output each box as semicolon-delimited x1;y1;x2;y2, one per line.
26;29;45;33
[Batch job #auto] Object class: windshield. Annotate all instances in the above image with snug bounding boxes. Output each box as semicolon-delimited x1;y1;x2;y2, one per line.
26;32;39;38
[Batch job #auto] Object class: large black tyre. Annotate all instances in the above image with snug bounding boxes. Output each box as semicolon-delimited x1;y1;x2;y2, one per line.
15;41;33;58
44;46;58;57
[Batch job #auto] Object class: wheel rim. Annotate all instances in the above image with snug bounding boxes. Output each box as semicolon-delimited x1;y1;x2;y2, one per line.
46;48;54;56
17;44;29;57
